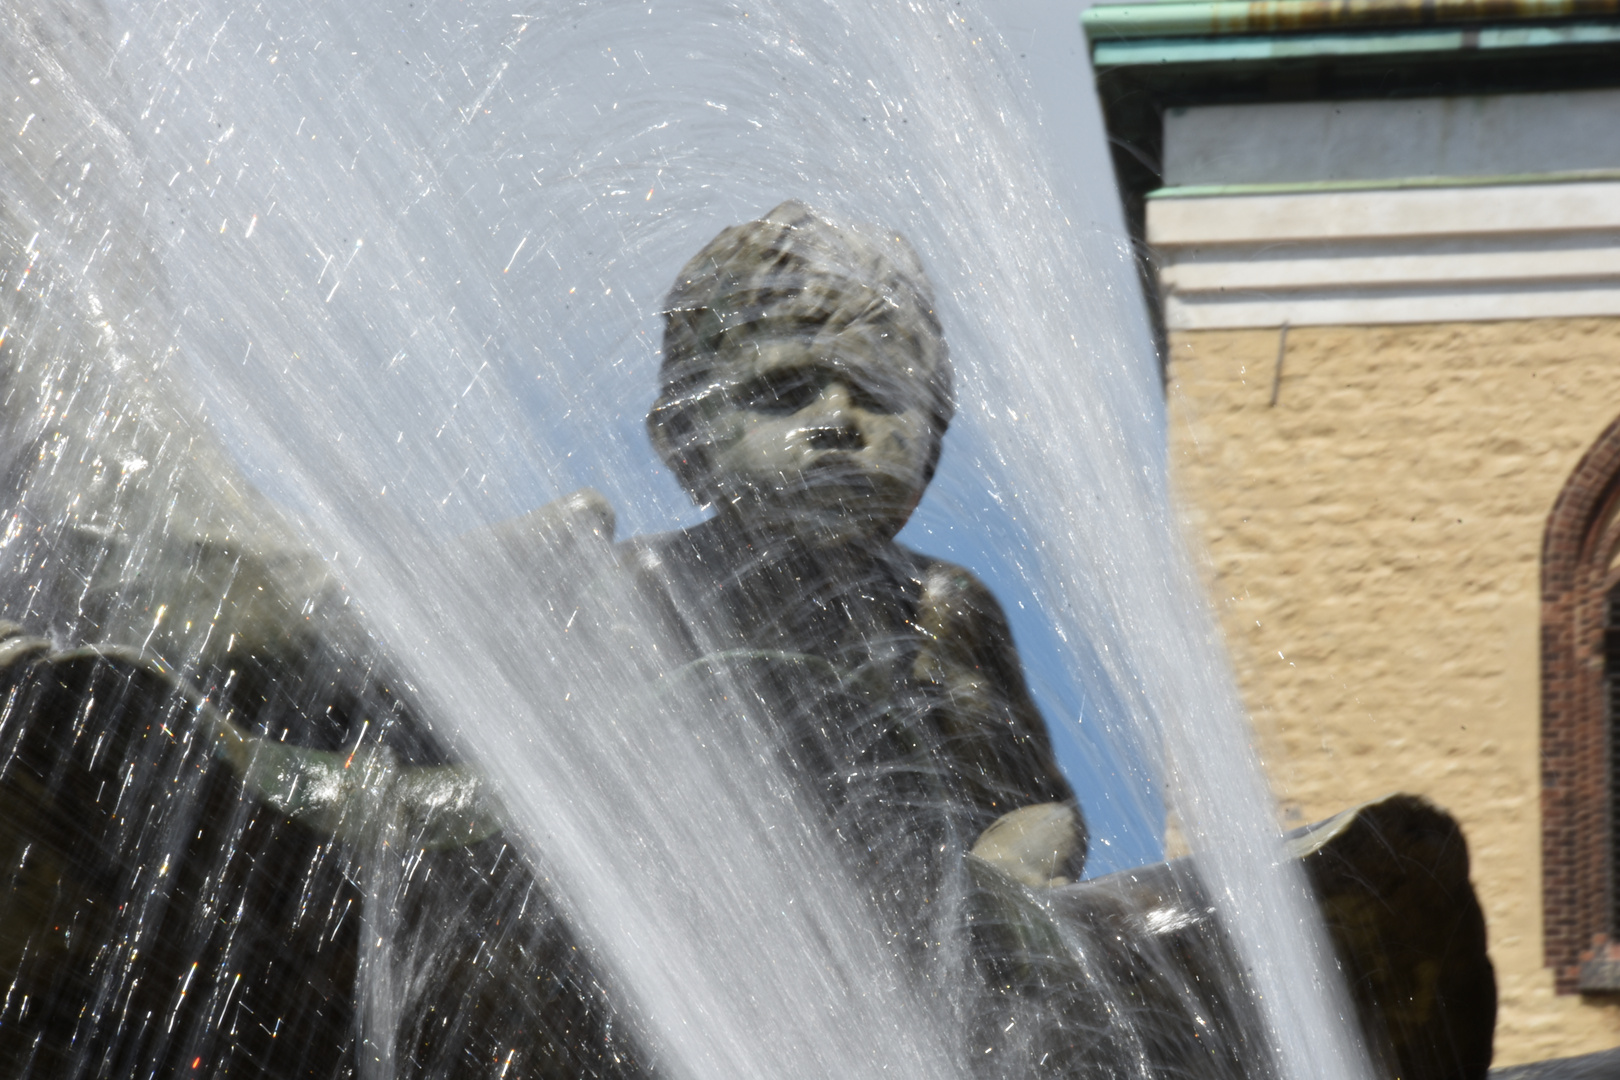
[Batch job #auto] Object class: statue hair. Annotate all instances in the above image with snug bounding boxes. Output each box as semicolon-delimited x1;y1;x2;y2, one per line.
648;200;954;500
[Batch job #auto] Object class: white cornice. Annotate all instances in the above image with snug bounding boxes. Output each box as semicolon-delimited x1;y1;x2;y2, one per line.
1146;181;1620;329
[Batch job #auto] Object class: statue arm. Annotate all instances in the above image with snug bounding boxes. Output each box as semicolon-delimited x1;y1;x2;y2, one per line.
0;625;503;851
200;487;615;848
213;487;620;849
912;559;1087;886
914;560;1075;804
208;708;503;850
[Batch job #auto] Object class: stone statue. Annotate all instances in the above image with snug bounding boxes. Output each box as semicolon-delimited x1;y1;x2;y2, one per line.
0;199;1090;1078
117;199;1080;883
629;200;1086;888
189;199;1089;894
0;200;1496;1080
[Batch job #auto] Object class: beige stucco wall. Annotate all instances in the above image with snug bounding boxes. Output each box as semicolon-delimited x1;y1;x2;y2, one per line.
1166;318;1620;1067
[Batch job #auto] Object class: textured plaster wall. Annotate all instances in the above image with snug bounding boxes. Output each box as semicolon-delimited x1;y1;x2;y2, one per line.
1166;318;1620;1067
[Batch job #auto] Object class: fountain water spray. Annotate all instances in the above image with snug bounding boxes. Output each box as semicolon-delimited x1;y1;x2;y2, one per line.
0;1;1375;1078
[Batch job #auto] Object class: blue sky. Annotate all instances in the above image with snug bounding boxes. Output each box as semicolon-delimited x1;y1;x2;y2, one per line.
904;1;1163;874
157;0;1169;876
498;1;1169;874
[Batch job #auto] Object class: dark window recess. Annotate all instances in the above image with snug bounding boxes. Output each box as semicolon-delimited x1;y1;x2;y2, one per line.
1608;585;1620;939
1577;585;1620;992
1543;413;1620;994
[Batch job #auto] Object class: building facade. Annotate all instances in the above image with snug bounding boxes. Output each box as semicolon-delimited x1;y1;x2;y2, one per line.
1084;0;1620;1065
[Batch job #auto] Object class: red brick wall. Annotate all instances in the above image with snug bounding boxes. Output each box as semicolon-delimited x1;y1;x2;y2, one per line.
1542;413;1620;992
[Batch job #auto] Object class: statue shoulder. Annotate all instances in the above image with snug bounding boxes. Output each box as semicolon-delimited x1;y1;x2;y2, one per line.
909;554;1012;645
904;549;1077;810
612;527;698;587
482;488;617;556
903;552;1025;694
452;488;618;580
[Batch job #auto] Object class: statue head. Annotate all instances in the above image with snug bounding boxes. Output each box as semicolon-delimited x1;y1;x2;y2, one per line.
649;201;953;544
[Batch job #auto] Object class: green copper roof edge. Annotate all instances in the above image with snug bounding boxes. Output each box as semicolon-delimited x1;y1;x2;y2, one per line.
1148;170;1620;198
1081;0;1620;41
1090;19;1620;65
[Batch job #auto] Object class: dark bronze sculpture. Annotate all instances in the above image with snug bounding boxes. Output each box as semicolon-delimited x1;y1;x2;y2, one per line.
627;200;1086;899
0;201;1495;1079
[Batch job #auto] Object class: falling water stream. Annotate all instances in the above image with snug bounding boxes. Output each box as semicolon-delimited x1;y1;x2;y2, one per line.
0;1;1374;1078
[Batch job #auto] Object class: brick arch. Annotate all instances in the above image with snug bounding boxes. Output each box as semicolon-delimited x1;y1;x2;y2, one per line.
1542;412;1620;993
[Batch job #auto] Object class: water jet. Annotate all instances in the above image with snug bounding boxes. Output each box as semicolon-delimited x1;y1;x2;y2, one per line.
0;2;1491;1077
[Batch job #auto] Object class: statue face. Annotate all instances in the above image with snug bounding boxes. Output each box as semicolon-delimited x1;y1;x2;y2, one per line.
683;312;941;543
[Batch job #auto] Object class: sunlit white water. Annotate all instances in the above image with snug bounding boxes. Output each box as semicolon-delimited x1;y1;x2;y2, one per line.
0;1;1373;1078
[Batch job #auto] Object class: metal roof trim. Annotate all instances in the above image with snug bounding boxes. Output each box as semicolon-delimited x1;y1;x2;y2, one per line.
1082;0;1620;41
1148;169;1620;198
1090;19;1620;66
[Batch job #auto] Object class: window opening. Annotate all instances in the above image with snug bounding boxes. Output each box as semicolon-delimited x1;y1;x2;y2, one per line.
1608;584;1620;939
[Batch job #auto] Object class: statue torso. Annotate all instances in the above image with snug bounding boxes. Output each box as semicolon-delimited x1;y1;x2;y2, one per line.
616;519;1073;835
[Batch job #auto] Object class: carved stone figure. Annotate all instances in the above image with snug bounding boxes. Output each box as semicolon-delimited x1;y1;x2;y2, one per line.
627;200;1087;906
0;200;1089;1078
0;201;1497;1080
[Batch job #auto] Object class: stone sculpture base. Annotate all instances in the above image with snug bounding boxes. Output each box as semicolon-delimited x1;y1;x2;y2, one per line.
965;794;1494;1080
0;640;1494;1079
0;638;642;1080
1040;794;1493;1080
